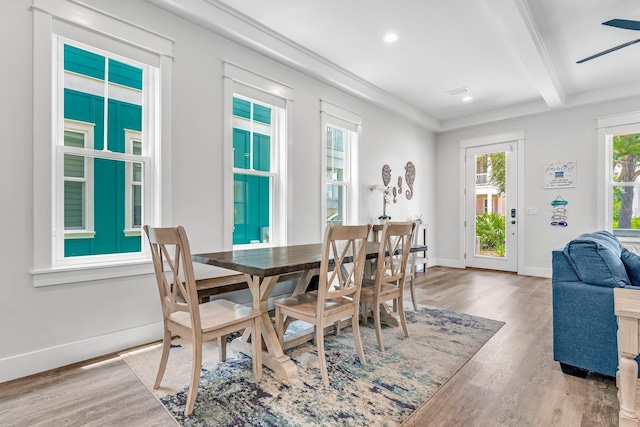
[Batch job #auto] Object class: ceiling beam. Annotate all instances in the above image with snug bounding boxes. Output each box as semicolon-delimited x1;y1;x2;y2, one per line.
483;0;565;109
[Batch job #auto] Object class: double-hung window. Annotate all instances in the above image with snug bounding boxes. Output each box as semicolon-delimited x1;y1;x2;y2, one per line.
58;42;150;259
232;96;279;245
32;0;172;284
321;101;361;229
223;63;293;248
598;111;640;243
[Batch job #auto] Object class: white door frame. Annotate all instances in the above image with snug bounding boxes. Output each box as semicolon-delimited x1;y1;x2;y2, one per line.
459;131;525;274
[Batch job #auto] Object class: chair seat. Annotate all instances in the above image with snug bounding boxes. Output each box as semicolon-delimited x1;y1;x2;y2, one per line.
169;299;260;334
274;291;355;318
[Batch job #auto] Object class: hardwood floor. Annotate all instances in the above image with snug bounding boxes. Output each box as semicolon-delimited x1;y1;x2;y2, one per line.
403;267;618;427
0;267;618;426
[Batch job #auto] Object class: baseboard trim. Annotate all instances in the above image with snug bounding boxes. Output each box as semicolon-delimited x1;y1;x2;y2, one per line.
523;266;552;278
0;322;163;384
434;258;465;269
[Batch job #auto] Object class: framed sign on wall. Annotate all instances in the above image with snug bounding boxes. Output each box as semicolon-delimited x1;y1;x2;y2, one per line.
544;162;576;189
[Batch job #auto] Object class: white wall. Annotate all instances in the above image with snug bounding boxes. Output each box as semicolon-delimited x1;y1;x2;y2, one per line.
0;0;434;382
435;97;640;277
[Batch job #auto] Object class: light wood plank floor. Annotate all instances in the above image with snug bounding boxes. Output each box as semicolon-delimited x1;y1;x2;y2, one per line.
0;267;618;426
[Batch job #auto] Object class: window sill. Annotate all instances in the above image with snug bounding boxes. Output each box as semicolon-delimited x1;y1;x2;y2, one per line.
124;229;142;237
31;259;153;287
64;230;96;239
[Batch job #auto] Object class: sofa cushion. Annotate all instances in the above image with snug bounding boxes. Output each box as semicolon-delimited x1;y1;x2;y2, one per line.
622;248;640;287
563;231;629;287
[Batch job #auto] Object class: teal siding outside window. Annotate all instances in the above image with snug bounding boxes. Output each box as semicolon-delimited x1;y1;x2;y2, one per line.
253;104;271;124
253;133;271;172
232;96;273;244
233;98;251;119
64;44;105;80
233;174;271;245
108;59;143;90
62;44;143;257
233;129;250;169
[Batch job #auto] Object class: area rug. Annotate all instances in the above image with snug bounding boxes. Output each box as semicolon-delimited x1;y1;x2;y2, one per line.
122;307;503;426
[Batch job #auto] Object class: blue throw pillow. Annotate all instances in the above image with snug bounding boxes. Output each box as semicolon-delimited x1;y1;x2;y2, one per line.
621;248;640;287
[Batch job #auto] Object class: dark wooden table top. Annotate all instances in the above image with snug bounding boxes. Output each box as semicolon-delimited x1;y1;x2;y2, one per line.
193;242;427;278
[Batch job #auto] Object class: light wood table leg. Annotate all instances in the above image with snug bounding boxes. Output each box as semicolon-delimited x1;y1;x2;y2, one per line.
230;274;298;382
615;289;640;427
618;316;640;427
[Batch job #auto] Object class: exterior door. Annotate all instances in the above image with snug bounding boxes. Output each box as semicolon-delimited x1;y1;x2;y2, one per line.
464;142;518;271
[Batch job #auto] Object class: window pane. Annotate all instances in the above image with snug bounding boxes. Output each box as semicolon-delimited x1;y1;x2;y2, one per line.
473;152;506;258
64;181;84;229
326;126;345;181
326;184;344;226
253;133;271;172
132;184;142;228
233;129;250;169
133;163;142;182
60;43;151;260
612;133;640;237
233;174;271;244
233;97;251;119
253;103;271;124
64;131;85;148
64;154;85;178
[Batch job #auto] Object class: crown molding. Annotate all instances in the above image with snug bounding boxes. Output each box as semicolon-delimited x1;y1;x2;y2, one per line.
144;0;441;132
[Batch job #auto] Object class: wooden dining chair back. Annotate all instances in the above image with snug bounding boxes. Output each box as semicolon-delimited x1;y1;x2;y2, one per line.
406;222;427;310
360;221;415;352
274;224;371;386
144;225;262;416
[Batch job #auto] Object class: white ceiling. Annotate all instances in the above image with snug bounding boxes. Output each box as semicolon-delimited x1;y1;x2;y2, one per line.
149;0;640;131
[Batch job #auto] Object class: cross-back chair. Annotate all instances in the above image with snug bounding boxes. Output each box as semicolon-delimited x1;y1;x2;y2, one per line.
144;225;262;416
406;222;427;311
360;221;415;352
274;224;371;387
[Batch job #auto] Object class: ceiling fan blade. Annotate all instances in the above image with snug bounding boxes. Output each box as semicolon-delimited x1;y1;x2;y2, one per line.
603;19;640;31
577;38;640;63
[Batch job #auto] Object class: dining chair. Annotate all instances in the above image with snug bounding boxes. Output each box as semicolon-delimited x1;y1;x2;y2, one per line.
274;224;371;387
406;222;428;311
360;221;415;352
144;225;262;416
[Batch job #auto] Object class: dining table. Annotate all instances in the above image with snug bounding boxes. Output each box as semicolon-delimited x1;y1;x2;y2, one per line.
192;240;427;382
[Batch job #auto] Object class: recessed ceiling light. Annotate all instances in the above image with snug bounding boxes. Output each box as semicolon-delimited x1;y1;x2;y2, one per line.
462;96;474;102
383;32;399;43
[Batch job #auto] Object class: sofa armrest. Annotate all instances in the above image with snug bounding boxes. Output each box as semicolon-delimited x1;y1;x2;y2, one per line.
552;279;620;376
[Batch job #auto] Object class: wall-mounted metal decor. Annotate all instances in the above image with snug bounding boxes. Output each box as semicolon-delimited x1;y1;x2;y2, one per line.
371;161;417;221
405;161;415;200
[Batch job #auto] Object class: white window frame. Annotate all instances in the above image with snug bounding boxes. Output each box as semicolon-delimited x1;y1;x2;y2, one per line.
61;119;95;239
597;111;640;243
124;129;143;237
320;100;361;231
31;0;173;286
223;62;293;249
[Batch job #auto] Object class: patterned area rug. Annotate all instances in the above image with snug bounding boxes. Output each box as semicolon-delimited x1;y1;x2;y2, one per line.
122;307;503;426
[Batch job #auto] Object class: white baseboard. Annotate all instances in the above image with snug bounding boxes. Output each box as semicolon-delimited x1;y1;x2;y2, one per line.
0;282;299;384
0;322;163;384
522;266;552;278
433;258;465;269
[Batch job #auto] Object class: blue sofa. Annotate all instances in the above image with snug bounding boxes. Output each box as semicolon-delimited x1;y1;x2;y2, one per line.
552;230;640;377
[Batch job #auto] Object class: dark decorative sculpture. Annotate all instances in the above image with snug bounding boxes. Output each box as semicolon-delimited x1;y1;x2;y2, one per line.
371;161;417;221
405;161;415;200
382;164;392;187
